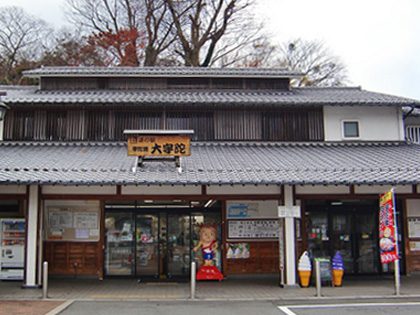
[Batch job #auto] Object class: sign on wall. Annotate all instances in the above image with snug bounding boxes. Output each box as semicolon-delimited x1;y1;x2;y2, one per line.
226;200;278;219
227;203;259;218
46;207;100;242
127;135;191;157
226;243;250;259
228;219;279;239
278;205;301;218
408;217;420;238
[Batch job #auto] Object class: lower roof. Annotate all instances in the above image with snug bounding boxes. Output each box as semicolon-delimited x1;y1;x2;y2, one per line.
0;141;419;186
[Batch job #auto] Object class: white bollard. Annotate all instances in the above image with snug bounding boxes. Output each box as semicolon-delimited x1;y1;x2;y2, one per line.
42;261;48;299
315;260;321;297
190;261;196;299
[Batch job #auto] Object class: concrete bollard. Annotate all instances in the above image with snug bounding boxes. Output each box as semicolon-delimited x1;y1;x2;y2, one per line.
190;261;196;299
42;261;48;299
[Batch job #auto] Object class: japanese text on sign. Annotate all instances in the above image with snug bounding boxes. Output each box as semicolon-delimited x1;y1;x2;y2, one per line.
127;135;191;157
379;190;399;264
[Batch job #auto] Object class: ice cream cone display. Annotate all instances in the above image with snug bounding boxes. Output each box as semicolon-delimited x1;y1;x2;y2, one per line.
332;251;344;287
298;270;311;287
297;251;312;288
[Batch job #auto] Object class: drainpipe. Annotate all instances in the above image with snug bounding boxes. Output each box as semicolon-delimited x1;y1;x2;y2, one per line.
0;95;9;141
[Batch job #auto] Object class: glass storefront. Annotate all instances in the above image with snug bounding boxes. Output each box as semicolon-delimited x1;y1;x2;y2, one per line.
305;199;404;275
104;205;221;279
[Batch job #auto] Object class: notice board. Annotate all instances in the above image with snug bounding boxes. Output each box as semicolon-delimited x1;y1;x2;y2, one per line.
227;219;279;239
45;207;100;241
408;217;420;238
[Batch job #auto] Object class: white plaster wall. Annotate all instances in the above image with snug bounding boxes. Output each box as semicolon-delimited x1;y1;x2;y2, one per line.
42;185;116;195
407;199;420;217
0;120;3;141
122;185;201;195
207;185;280;195
0;185;26;194
226;200;278;218
354;185;412;194
295;185;349;195
323;106;403;141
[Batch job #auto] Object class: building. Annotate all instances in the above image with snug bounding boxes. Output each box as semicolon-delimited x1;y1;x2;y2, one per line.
405;107;420;144
0;67;420;288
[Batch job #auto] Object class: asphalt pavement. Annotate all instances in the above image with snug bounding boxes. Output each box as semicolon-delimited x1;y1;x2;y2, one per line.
58;300;420;315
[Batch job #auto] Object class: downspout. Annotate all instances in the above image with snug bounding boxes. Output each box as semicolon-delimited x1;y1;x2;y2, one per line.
0;92;10;141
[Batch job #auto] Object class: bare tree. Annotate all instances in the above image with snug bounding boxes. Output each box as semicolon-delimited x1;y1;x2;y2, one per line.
66;0;141;65
143;0;177;66
66;0;176;66
40;30;108;67
0;6;51;83
166;0;260;67
222;35;276;68
278;39;348;87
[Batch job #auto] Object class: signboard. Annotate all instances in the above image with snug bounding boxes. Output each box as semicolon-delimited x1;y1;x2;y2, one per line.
228;219;279;239
46;207;100;242
379;190;399;264
314;258;332;282
226;243;250;259
227;203;259;218
408;217;420;238
278;205;301;218
409;241;420;251
127;135;191;157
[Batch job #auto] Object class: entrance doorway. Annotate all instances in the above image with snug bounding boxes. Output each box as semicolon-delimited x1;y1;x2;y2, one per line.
305;199;404;275
104;206;221;280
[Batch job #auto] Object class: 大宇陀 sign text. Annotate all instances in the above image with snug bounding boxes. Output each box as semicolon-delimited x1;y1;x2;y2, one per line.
127;135;191;157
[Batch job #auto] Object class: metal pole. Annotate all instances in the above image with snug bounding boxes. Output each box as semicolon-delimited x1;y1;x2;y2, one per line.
190;261;196;299
395;259;401;296
315;260;321;297
391;188;401;296
42;261;48;299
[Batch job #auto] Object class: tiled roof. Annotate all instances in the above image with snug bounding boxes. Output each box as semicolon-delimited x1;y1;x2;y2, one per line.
1;86;419;107
23;67;301;78
0;141;419;185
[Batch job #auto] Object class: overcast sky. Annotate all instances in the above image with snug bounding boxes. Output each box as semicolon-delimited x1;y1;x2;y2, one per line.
1;0;419;100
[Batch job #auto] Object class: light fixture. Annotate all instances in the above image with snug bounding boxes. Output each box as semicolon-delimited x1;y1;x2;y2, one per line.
204;199;214;208
0;102;9;121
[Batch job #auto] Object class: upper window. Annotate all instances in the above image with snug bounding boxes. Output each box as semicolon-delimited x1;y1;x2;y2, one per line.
342;121;360;138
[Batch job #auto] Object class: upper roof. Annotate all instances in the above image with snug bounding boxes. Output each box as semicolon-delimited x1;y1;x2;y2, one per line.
1;141;419;185
23;66;302;79
1;85;419;107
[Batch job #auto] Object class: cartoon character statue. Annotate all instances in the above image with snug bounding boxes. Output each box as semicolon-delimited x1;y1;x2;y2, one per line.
193;225;218;266
193;224;223;281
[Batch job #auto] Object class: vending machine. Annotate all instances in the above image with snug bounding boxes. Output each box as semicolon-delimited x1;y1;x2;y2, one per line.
0;218;25;280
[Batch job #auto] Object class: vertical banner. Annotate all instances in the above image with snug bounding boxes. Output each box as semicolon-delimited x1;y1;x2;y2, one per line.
379;190;399;264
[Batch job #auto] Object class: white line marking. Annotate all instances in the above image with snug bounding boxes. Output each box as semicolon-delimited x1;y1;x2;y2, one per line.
45;300;74;315
281;302;420;309
278;306;297;315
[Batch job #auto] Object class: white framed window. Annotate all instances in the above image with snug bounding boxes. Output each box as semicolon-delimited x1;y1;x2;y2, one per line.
342;120;360;139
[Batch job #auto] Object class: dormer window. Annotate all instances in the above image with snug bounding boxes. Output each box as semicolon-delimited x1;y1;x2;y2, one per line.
342;120;360;139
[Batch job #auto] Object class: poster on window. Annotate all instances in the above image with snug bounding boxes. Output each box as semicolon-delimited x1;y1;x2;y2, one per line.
226;243;250;259
379;190;399;264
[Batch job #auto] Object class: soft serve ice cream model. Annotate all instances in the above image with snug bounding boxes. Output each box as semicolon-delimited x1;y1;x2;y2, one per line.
332;251;344;286
297;251;312;287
